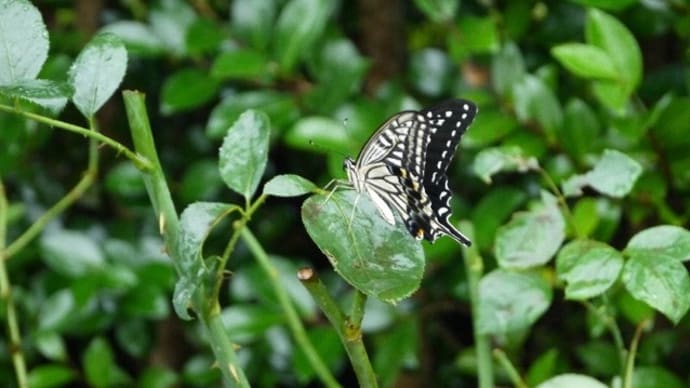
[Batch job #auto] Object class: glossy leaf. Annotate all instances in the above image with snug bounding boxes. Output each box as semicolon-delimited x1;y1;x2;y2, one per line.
495;192;565;269
206;91;298;139
0;0;48;85
0;79;72;113
551;43;618;80
477;269;552;335
27;364;77;388
556;240;623;300
535;374;607;388
69;33;127;118
273;0;330;72
455;16;499;55
231;0;276;50
211;49;269;80
219;110;271;200
149;0;195;56
628;366;685;388
284;116;350;154
175;202;233;319
492;42;526;99
302;190;425;303
558;98;600;161
562;149;642;198
586;9;642;92
40;230;105;277
622;253;690;324
83;337;131;387
409;48;452;97
512;74;563;141
160;69;219;114
472;145;539;183
101;21;166;56
470;187;526;249
625;225;690;262
263;174;318;197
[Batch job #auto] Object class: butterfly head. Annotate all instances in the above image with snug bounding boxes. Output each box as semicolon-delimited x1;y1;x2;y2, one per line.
343;157;360;190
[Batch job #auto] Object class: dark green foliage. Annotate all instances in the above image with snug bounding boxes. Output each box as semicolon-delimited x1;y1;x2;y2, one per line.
2;0;690;387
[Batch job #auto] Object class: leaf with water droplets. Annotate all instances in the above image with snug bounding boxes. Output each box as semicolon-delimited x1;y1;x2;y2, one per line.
0;0;49;85
0;79;72;113
69;33;128;118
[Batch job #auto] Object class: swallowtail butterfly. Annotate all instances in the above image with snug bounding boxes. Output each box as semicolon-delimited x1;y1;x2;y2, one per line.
344;99;476;246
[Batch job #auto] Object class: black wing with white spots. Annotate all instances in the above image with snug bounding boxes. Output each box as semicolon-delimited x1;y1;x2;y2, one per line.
344;99;477;246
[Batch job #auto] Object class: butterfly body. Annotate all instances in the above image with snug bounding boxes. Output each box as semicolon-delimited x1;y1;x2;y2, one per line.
344;99;476;246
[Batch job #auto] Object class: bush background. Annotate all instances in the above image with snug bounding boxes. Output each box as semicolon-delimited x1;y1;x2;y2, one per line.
1;0;690;387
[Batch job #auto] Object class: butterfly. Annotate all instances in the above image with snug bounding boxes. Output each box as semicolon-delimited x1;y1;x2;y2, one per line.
343;99;476;246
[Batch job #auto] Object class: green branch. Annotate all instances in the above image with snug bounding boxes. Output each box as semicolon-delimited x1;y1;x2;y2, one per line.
458;221;494;388
0;103;151;171
241;228;341;388
0;181;28;388
299;268;376;388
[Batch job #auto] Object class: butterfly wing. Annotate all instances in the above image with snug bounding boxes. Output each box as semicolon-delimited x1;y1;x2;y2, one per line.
417;99;477;244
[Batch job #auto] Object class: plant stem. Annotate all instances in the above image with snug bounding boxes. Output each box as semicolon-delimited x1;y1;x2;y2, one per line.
494;349;527;388
537;167;582;239
623;319;650;388
123;91;249;386
241;228;342;388
5;115;101;260
0;181;28;388
0;103;150;171
299;269;377;388
458;221;494;388
582;299;626;368
201;302;251;388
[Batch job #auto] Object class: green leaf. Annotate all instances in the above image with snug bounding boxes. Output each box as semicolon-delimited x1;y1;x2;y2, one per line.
219;110;271;200
302;190;425;303
105;162;147;198
625;225;690;262
285;116;350;154
160;69;219;114
586;9;642;93
83;337;131;387
0;0;48;85
175;202;233;319
101;21;166;56
535;374;607;388
305;38;369;113
413;0;458;22
495;192;565;269
551;43;618;80
409;48;452;97
558;98;600;161
628;366;685;388
149;0;195;56
211;49;270;80
462;109;519;148
231;0;276;50
0;79;72;113
470;187;527;249
138;367;179;388
121;284;170;319
622;253;690;324
562;149;642;198
454;15;499;55
512;75;563;141
472;145;539;183
38;289;75;332
40;230;105;277
179;159;223;203
206;91;298;139
492;42;526;100
27;364;77;388
556;240;623;300
34;332;67;361
263;174;317;197
525;349;559;387
273;0;330;72
69;33;127;118
186;18;225;55
477;269;552;335
571;197;600;237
